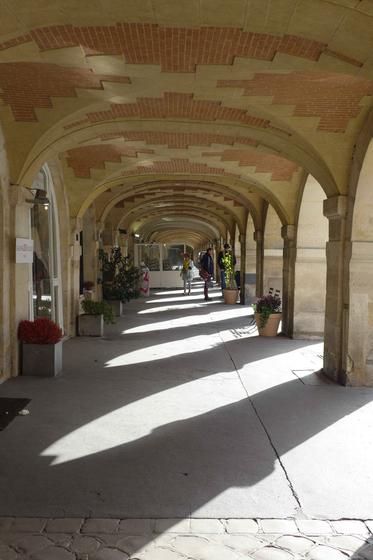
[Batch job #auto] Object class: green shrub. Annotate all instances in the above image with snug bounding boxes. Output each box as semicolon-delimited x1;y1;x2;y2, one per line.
221;252;236;289
99;247;142;302
81;299;115;324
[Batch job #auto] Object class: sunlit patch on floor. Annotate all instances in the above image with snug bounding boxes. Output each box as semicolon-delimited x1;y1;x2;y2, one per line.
127;306;253;333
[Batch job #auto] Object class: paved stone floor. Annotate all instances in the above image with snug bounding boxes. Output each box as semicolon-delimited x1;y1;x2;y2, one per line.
0;516;373;558
1;283;373;558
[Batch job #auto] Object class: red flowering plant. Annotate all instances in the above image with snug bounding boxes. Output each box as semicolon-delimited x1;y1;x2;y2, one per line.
18;318;63;345
252;294;281;328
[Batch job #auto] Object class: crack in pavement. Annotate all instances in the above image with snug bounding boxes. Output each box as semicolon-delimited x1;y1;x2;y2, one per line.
215;322;303;513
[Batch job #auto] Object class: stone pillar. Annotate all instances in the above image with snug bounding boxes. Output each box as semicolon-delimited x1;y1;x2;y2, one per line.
293;247;326;339
82;206;99;296
239;233;246;304
118;230;128;257
323;195;347;383
243;227;256;304
101;226;116;255
281;225;296;337
345;241;373;385
254;230;264;297
9;187;33;376
0;182;12;381
69;217;82;336
127;232;135;260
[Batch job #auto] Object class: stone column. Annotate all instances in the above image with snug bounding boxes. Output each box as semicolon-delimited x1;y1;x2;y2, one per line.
0;182;12;381
345;241;373;385
293;247;326;339
69;217;82;336
9;187;34;375
254;230;264;297
127;232;135;260
243;227;256;304
82;206;99;296
323;195;347;383
101;225;116;255
239;233;246;304
281;225;296;337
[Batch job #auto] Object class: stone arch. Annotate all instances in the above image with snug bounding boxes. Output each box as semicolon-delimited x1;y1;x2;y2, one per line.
293;175;328;339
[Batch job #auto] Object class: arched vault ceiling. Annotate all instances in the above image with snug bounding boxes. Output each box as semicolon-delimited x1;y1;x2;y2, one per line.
3;0;373;233
134;214;222;241
116;204;233;237
89;179;262;229
106;195;237;233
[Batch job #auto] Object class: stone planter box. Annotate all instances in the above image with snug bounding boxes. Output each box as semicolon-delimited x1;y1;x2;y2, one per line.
22;340;63;377
105;299;123;317
78;314;104;337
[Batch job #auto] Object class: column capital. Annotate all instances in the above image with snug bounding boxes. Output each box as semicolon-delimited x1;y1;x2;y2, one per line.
70;216;82;233
9;185;34;209
281;224;296;241
253;229;263;242
323;195;347;220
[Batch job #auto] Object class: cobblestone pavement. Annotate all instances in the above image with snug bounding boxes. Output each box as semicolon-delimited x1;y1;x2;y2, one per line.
0;517;373;559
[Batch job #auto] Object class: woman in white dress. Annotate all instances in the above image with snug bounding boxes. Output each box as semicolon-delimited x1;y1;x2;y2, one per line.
180;253;194;295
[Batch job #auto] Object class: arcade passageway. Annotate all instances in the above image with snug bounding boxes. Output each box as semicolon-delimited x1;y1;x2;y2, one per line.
2;1;373;557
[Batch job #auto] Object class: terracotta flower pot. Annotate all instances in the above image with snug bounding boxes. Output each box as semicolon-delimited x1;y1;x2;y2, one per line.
223;288;238;304
255;312;282;337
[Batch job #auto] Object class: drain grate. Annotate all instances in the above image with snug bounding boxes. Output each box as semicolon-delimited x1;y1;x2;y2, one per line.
0;398;31;430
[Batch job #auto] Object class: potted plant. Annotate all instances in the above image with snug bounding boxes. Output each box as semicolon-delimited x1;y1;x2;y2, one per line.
78;299;115;336
253;294;282;336
99;248;141;315
18;317;63;377
83;280;95;300
221;252;238;304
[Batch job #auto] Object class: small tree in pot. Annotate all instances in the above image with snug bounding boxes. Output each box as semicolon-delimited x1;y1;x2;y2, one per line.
18;318;63;376
221;252;238;304
253;294;282;336
99;248;141;315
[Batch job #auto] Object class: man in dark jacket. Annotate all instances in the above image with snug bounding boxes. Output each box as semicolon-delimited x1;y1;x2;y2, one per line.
200;247;214;301
217;243;236;291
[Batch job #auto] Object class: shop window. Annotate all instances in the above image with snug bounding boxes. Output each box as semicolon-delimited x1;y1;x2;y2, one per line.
162;244;184;270
138;244;160;271
30;167;62;324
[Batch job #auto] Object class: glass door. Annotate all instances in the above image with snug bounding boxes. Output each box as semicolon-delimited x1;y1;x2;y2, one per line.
30;167;63;325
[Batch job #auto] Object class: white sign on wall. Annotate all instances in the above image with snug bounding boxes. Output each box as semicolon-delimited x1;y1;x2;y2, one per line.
16;238;34;264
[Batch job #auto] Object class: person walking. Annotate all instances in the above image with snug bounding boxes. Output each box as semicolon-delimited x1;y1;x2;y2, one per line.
180;252;194;295
200;247;214;301
217;243;236;292
139;261;150;297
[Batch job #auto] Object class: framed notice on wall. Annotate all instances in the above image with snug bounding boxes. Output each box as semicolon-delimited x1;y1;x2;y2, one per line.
16;238;34;264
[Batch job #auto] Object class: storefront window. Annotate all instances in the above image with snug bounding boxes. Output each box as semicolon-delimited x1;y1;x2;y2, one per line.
162;244;184;270
138;244;160;271
30;167;62;324
31;172;52;318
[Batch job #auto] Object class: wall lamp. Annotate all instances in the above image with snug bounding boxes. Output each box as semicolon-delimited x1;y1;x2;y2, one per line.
25;188;50;207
